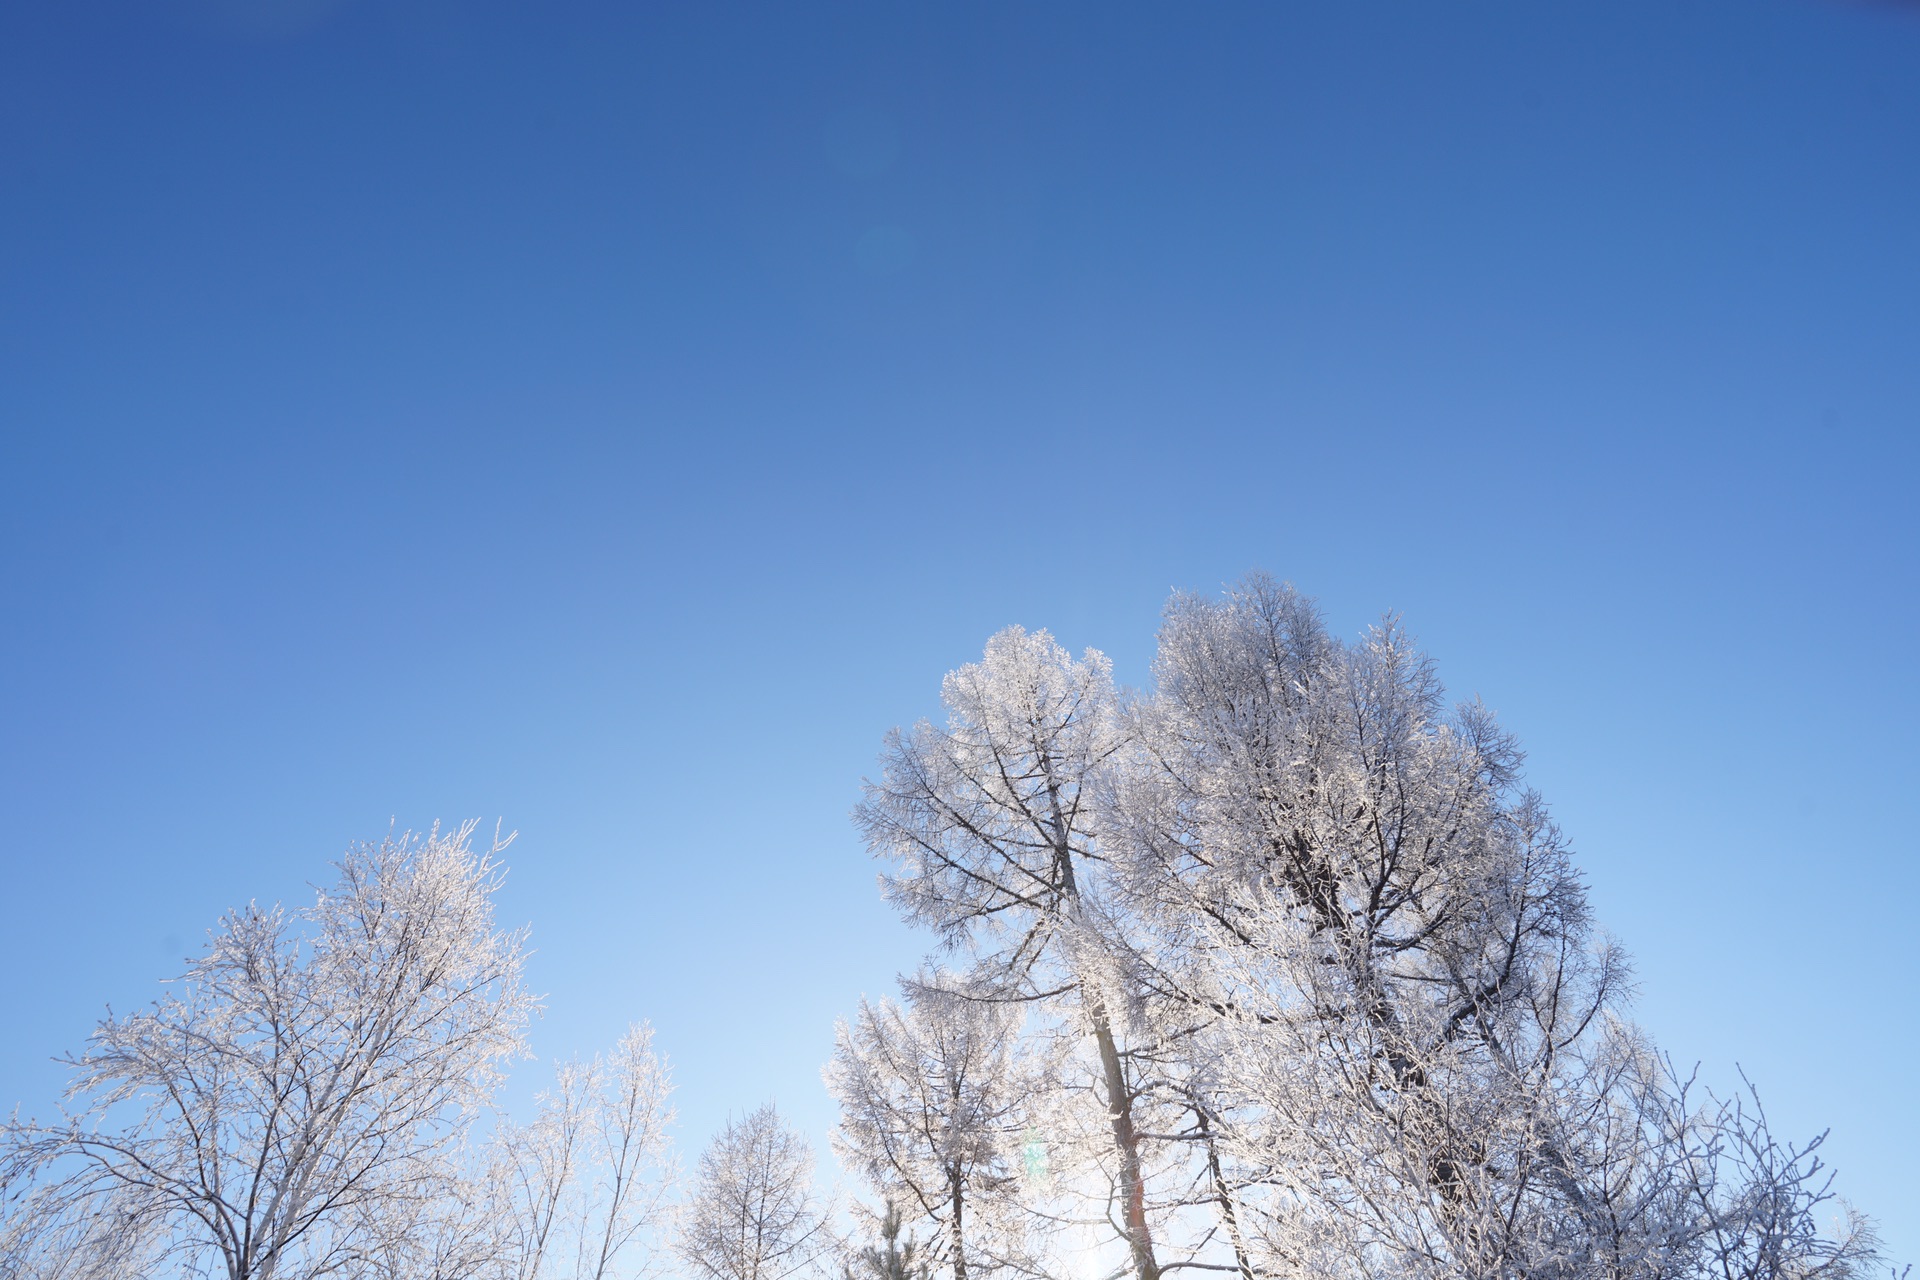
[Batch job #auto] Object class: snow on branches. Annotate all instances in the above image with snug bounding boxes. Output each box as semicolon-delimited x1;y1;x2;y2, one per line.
848;576;1884;1280
1;822;534;1280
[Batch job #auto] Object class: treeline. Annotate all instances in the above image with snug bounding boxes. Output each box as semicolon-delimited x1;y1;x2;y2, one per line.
0;578;1885;1280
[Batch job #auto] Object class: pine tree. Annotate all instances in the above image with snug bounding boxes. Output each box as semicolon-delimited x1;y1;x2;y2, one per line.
844;1204;928;1280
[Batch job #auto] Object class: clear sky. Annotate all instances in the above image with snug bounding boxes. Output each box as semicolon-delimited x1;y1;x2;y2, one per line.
1;0;1914;1261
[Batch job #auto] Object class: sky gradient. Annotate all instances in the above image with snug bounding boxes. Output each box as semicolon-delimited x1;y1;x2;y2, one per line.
2;0;1915;1261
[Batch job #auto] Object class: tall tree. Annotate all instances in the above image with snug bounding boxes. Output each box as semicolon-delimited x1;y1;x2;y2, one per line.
1113;575;1882;1280
856;627;1189;1280
498;1059;597;1280
1117;578;1623;1273
573;1023;677;1280
0;822;534;1280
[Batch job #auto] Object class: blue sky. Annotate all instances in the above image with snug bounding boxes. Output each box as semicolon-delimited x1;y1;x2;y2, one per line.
1;0;1915;1259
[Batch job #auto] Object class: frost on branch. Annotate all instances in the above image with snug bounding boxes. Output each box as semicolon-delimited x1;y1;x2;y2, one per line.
0;821;534;1280
854;627;1172;1280
825;974;1051;1280
493;1022;679;1280
678;1103;832;1280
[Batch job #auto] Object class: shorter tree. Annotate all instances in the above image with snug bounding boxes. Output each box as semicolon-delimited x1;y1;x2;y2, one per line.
826;977;1046;1280
679;1104;831;1280
844;1204;929;1280
495;1023;678;1280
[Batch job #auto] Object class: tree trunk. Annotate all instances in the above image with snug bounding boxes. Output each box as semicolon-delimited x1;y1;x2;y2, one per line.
949;1162;968;1280
1046;776;1161;1280
1195;1104;1254;1280
1089;1000;1158;1280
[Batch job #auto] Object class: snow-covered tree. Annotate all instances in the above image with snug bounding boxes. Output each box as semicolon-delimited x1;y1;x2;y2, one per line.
0;1181;169;1280
1110;578;1591;1272
498;1058;598;1280
495;1023;677;1280
1127;577;1888;1279
0;822;534;1280
1108;577;1887;1279
574;1024;678;1279
855;628;1205;1280
679;1104;831;1280
826;976;1046;1280
351;1168;504;1280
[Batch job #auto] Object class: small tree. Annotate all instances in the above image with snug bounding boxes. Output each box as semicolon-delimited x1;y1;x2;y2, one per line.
495;1023;678;1280
844;1204;928;1280
679;1104;831;1280
0;822;534;1280
826;978;1043;1280
575;1023;678;1280
498;1058;597;1280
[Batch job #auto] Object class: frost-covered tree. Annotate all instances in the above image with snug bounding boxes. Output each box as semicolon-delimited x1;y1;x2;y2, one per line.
574;1024;678;1280
826;977;1046;1280
0;1181;169;1280
495;1023;677;1280
1111;577;1883;1280
351;1168;504;1280
0;822;534;1280
679;1104;831;1280
855;629;1197;1280
1112;578;1612;1273
499;1058;598;1280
